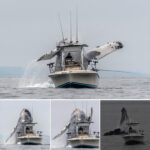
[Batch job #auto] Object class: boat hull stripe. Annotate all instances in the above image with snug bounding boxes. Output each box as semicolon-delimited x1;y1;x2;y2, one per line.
57;82;97;88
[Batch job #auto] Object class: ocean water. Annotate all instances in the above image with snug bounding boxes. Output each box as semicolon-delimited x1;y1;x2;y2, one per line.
51;148;99;150
101;101;150;150
0;77;150;99
0;144;50;150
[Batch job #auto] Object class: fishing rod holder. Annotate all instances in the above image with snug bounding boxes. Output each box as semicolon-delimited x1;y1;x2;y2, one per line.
93;131;100;138
47;63;55;73
90;60;98;71
37;131;42;136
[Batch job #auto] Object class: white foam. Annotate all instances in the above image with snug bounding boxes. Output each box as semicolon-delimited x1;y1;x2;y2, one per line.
25;81;54;88
18;59;54;88
51;136;66;148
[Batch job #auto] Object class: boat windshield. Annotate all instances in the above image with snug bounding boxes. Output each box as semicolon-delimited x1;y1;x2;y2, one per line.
63;46;82;70
26;126;34;134
78;126;89;135
128;126;137;134
65;52;80;66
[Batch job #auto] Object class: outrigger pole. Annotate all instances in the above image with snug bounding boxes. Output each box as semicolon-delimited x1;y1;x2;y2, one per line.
76;7;79;43
58;14;65;42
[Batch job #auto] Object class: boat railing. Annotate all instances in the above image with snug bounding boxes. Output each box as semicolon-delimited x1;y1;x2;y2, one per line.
47;64;83;73
90;60;98;71
37;131;42;136
65;64;81;67
92;131;100;138
47;63;56;73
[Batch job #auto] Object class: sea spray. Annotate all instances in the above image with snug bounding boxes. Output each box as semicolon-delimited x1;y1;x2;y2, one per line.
4;132;16;145
18;60;54;88
51;136;66;148
0;135;4;145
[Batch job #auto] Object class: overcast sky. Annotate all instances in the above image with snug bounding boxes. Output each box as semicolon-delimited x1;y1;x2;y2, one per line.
51;100;100;148
0;100;50;142
0;0;150;74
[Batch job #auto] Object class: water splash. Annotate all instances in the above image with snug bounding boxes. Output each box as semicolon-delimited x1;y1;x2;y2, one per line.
4;133;16;145
18;60;54;88
25;81;54;88
51;138;66;148
0;135;4;145
51;133;66;148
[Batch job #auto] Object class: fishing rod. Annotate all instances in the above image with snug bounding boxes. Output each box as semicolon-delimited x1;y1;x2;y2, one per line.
98;69;132;74
90;67;132;74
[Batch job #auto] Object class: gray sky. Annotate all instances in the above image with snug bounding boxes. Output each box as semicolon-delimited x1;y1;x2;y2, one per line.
0;100;50;141
51;100;100;148
0;0;150;74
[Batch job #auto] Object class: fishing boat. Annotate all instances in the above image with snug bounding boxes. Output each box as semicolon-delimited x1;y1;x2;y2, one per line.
6;109;42;145
53;108;99;148
37;15;123;88
123;122;144;145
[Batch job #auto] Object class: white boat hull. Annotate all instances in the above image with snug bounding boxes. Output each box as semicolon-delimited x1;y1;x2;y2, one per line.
67;136;99;148
49;70;99;88
17;135;42;145
123;134;144;145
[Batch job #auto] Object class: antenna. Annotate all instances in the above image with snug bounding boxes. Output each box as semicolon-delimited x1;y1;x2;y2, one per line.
76;7;79;43
58;14;65;42
69;11;72;43
86;102;87;116
31;104;33;121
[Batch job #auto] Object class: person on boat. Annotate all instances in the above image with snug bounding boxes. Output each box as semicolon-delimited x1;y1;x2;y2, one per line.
65;52;79;67
65;52;73;66
78;127;84;135
129;126;136;134
129;126;133;133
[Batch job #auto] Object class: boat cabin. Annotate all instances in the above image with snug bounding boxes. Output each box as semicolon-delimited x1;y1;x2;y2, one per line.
127;122;144;135
48;40;88;73
17;122;37;137
67;109;92;139
77;122;90;135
